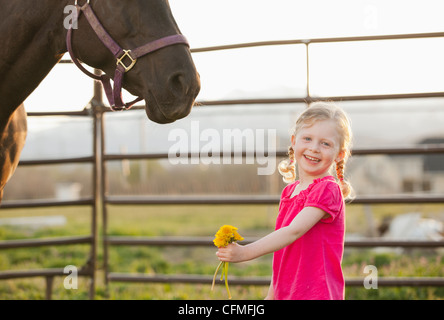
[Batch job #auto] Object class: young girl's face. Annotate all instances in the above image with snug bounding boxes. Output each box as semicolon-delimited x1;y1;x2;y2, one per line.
291;119;344;180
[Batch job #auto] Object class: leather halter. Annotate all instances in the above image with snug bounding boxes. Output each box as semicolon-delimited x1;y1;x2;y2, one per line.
66;1;190;111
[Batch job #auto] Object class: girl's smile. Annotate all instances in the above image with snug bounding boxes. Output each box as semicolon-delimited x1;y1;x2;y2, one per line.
303;154;321;163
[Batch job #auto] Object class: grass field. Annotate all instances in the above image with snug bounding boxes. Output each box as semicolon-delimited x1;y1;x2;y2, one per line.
0;203;443;300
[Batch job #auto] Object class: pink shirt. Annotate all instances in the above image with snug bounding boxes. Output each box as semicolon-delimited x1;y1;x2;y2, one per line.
272;176;345;300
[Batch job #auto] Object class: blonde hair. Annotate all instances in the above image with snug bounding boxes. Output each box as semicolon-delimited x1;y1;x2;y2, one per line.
278;101;353;199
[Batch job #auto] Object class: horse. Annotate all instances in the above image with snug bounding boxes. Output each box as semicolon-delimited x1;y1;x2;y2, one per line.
0;0;201;203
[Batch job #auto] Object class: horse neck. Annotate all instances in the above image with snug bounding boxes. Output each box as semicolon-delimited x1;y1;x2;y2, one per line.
0;0;69;124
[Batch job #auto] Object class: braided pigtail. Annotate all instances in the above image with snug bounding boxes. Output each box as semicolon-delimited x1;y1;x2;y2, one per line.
336;158;353;199
278;146;296;183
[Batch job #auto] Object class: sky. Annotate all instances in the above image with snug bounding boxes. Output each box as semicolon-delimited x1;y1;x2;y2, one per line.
24;0;444;111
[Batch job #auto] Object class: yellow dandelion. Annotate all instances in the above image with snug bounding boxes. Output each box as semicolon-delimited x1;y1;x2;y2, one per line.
213;225;244;248
211;225;244;299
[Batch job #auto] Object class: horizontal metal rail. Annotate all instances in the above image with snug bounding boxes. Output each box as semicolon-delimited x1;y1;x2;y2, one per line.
107;273;444;287
106;195;279;205
105;194;444;206
26;110;91;117
351;195;444;204
0;268;91;280
0;236;93;249
192;92;444;107
102;144;444;161
109;91;444;110
108;273;270;286
18;156;94;166
107;236;216;247
190;31;444;53
0;197;95;209
107;236;444;248
345;277;444;287
351;145;444;156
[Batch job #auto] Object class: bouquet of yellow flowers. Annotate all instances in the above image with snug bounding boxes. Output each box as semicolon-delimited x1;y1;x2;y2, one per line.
211;225;244;299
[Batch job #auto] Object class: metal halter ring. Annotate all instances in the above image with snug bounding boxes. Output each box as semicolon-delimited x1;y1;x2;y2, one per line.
75;0;90;6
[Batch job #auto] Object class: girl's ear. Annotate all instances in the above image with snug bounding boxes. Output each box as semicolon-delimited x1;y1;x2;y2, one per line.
291;134;296;148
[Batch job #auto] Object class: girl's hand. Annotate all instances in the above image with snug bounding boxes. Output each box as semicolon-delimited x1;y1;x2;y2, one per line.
216;243;246;263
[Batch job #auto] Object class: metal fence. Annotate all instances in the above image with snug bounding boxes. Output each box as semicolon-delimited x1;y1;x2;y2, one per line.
0;106;100;299
1;31;444;299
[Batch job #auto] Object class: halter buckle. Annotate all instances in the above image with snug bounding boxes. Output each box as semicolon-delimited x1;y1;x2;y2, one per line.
116;50;137;72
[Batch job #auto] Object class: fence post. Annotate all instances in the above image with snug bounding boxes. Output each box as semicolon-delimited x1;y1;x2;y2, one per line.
90;69;105;299
45;276;54;300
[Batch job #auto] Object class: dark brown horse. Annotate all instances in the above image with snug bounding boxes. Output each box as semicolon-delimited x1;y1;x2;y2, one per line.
0;0;200;203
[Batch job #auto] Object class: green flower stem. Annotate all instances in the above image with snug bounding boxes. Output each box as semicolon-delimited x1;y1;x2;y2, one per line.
224;262;232;299
220;262;225;281
211;261;224;292
211;261;232;299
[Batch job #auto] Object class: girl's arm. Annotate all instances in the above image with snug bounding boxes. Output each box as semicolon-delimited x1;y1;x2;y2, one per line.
264;277;274;300
216;206;327;263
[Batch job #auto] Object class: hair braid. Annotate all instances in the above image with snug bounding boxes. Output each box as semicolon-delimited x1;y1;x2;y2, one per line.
278;146;296;183
336;159;345;182
288;145;295;164
336;159;352;199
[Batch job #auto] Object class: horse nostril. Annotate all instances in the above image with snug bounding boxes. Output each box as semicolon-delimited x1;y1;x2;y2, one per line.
169;72;187;96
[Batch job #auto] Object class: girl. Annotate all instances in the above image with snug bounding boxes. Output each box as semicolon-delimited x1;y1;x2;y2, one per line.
216;101;353;300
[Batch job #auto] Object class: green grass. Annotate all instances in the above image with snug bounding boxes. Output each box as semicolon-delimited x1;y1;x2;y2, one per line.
0;204;443;299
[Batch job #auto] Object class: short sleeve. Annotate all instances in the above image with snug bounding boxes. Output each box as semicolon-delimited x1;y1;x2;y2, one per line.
304;180;343;223
280;181;298;199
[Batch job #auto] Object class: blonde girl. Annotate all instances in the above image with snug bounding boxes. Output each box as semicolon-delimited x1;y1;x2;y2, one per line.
216;101;353;300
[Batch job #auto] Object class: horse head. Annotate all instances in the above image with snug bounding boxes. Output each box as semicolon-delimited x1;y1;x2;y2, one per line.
68;0;200;123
